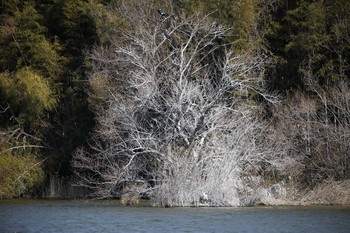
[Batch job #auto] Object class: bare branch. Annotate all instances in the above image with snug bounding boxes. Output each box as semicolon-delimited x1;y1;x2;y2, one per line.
73;1;281;206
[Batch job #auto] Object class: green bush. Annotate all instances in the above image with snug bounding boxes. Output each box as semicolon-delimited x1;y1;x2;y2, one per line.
0;150;45;198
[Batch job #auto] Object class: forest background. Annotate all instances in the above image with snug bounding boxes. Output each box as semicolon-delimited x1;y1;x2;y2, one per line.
0;0;349;205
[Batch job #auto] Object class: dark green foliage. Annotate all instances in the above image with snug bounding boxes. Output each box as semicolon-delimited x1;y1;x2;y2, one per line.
0;1;60;135
0;1;62;77
265;0;350;92
43;0;98;175
0;0;98;177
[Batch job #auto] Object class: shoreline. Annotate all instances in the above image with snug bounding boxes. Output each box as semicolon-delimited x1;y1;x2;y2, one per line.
1;180;349;207
1;198;350;208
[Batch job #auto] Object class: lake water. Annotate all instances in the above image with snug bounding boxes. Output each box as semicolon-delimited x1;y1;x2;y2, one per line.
0;200;349;233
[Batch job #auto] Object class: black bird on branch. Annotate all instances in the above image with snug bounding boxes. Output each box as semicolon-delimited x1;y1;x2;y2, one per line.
158;9;168;17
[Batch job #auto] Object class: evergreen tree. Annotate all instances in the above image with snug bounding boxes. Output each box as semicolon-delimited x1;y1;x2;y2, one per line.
0;0;60;197
40;0;99;175
0;1;60;134
265;0;350;92
0;0;99;179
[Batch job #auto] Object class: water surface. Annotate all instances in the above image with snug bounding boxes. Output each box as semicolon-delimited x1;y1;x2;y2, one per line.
0;199;349;233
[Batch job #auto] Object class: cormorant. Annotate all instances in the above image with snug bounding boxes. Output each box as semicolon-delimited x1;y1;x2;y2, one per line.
158;9;167;17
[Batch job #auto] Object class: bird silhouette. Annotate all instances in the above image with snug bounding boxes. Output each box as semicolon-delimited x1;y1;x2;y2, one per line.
158;9;167;17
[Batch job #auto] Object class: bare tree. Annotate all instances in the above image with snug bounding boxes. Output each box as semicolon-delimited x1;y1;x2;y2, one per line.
307;79;350;184
272;75;350;192
73;0;281;206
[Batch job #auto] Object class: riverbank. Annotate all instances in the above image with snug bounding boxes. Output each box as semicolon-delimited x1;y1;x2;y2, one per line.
253;180;350;206
2;179;350;207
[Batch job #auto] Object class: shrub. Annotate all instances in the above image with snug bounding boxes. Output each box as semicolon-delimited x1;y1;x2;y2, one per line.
0;149;45;198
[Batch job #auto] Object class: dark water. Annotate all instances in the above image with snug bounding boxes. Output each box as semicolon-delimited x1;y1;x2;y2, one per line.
0;200;349;233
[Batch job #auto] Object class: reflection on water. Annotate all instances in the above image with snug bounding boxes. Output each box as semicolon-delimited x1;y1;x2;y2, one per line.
0;199;350;233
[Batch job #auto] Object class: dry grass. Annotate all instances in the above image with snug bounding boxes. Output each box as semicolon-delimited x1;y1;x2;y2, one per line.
300;180;350;205
248;180;350;206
